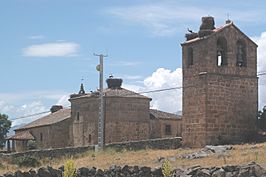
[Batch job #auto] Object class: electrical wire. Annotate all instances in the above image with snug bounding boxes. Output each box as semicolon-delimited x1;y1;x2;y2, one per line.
9;71;266;121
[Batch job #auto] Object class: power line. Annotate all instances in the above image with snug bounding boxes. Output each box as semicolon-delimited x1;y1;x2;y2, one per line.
9;71;266;122
11;106;71;121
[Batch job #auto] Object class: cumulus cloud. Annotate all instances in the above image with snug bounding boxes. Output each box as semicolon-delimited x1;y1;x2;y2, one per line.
253;32;266;109
124;68;182;113
0;91;71;127
23;42;79;57
56;95;70;107
0;101;48;127
143;68;182;113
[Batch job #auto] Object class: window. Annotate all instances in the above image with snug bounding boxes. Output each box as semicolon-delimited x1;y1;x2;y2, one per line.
165;124;172;135
77;112;80;121
40;133;43;142
187;47;193;67
89;134;91;143
236;40;246;67
216;37;227;66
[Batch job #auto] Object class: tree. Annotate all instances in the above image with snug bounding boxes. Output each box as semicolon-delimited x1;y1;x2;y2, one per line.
258;106;266;131
0;113;12;148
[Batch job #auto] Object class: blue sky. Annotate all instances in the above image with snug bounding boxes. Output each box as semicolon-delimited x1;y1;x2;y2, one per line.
1;0;266;126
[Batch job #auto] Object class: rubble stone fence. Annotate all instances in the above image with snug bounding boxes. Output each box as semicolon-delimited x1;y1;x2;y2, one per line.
1;162;266;177
0;137;182;160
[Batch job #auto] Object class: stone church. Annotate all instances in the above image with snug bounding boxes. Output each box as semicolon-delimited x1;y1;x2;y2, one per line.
7;16;258;151
182;17;258;147
7;77;182;152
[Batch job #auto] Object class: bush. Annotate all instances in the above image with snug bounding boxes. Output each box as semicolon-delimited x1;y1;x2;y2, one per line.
27;140;37;150
162;160;173;177
63;160;76;177
12;156;40;167
0;162;4;169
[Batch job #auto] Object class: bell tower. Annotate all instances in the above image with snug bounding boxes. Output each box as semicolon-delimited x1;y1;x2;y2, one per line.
182;17;258;147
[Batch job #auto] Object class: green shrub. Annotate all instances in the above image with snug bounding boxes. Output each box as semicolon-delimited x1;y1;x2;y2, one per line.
63;160;76;177
27;140;37;150
162;160;173;177
0;162;4;169
12;156;40;167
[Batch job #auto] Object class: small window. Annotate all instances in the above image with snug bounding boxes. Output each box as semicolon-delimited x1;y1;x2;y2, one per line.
217;37;227;66
165;124;172;135
187;47;193;67
40;133;43;142
89;134;91;143
236;40;246;67
77;112;80;121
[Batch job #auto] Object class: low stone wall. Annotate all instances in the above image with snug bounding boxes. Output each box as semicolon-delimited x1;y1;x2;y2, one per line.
0;146;94;161
0;137;182;160
1;162;265;177
105;137;182;150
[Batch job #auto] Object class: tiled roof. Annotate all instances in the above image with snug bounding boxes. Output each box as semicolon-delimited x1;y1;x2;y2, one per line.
182;22;232;45
71;88;151;100
150;109;181;120
15;108;71;131
182;22;257;46
6;131;35;140
104;88;150;99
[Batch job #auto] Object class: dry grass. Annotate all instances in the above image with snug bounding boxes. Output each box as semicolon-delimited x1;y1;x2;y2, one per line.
0;143;266;174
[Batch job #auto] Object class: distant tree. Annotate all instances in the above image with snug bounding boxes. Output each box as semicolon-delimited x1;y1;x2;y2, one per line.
258;106;266;131
0;113;12;148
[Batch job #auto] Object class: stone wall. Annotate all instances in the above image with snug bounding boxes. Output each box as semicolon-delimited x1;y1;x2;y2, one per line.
182;21;258;147
15;118;72;151
106;137;181;150
0;137;181;160
70;95;151;147
1;162;265;177
0;146;94;161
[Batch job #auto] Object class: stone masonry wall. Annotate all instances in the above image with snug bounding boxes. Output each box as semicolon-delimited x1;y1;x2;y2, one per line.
0;137;181;160
15;118;71;151
1;162;266;177
182;23;257;147
70;96;151;147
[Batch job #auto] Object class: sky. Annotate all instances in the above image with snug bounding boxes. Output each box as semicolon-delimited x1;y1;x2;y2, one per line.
0;0;266;127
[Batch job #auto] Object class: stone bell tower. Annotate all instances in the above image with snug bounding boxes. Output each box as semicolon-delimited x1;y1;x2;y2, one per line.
181;17;258;147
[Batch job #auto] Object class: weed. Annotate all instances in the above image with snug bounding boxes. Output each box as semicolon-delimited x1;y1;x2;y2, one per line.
63;160;76;177
162;160;173;177
12;156;40;167
0;162;4;169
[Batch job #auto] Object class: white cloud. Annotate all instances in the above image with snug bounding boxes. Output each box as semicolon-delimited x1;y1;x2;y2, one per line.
56;95;70;107
0;101;48;127
253;32;266;109
107;2;264;36
23;42;79;57
124;68;182;113
29;35;44;40
0;91;71;127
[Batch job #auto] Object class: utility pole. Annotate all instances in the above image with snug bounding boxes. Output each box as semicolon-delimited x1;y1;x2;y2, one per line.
94;53;107;150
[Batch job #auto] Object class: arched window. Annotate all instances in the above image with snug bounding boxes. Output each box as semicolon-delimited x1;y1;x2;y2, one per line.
187;47;193;67
236;40;246;67
217;37;227;66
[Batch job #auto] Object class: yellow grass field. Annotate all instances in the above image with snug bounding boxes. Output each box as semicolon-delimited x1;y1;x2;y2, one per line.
0;143;265;174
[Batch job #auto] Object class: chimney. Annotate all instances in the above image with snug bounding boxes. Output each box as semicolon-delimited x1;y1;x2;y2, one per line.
50;105;63;113
106;75;122;89
198;16;215;38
